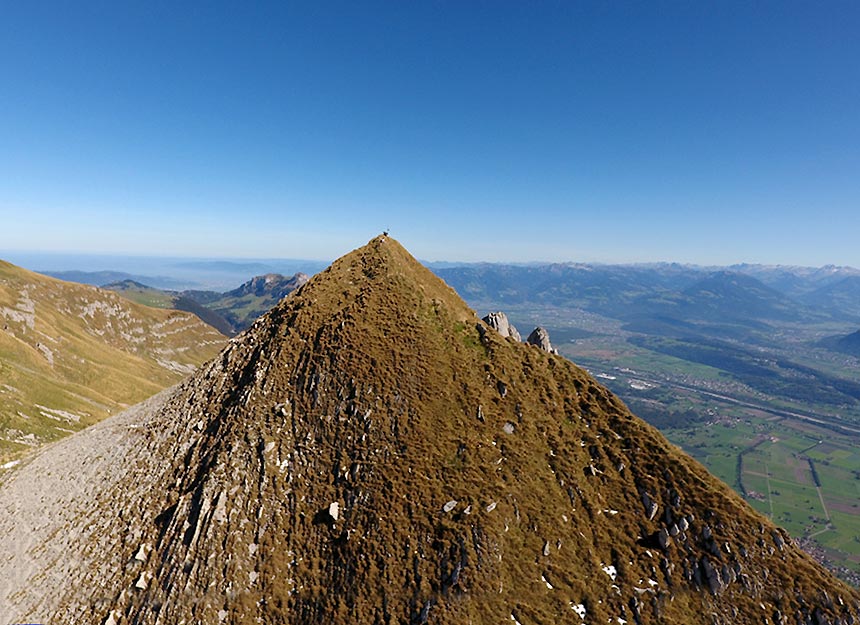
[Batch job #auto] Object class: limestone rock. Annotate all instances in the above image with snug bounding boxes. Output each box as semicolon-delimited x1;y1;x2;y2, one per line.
482;312;521;341
641;491;659;521
526;327;557;354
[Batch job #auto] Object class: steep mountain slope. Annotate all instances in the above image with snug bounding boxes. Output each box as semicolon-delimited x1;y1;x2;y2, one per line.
0;260;226;463
1;237;857;625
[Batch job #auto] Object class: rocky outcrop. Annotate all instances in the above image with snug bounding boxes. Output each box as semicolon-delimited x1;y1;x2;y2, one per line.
482;311;521;341
527;326;557;354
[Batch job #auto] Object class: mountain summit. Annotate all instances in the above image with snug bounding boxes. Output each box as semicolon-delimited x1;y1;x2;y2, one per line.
1;236;857;624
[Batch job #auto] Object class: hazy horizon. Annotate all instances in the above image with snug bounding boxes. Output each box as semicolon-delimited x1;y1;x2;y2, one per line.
4;247;858;274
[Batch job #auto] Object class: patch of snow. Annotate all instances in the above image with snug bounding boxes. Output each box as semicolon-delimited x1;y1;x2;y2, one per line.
570;603;586;619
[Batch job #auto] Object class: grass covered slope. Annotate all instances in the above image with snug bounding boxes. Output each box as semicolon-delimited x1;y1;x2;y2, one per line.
0;259;226;463
1;237;858;624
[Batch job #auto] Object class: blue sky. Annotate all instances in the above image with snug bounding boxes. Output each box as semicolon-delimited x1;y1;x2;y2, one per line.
1;1;858;265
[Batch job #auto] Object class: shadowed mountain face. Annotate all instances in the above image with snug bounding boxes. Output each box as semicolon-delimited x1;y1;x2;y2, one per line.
1;237;858;624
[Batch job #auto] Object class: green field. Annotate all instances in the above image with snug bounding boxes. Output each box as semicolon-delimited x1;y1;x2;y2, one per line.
549;329;860;583
667;414;860;578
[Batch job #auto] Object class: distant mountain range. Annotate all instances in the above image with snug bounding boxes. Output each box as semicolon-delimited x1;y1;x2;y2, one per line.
31;256;329;291
45;259;860;347
43;270;191;290
434;262;860;333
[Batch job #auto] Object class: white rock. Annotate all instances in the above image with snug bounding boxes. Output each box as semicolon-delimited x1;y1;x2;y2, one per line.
443;500;458;513
483;312;521;341
134;543;148;562
328;501;340;521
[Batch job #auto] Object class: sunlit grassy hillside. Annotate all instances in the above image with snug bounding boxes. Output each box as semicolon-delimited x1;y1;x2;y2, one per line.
0;260;226;464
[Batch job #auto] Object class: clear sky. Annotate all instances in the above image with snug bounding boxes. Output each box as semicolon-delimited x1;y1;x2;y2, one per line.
1;1;858;266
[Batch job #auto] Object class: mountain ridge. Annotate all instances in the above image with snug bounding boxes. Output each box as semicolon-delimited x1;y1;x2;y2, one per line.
1;237;857;624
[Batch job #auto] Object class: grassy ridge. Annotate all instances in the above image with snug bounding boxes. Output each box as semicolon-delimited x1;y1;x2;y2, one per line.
0;260;226;463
